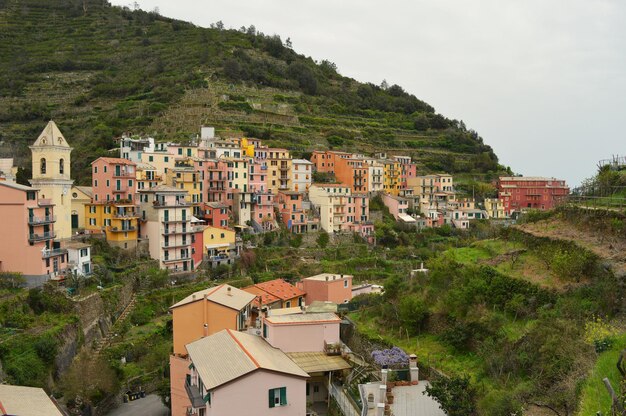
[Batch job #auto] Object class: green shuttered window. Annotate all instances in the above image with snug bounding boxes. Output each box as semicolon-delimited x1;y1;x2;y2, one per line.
269;387;287;408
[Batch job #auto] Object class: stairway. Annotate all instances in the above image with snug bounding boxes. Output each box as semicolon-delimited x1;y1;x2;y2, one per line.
93;294;137;355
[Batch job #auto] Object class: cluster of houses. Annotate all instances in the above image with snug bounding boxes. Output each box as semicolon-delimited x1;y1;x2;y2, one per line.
168;274;397;416
0;121;568;287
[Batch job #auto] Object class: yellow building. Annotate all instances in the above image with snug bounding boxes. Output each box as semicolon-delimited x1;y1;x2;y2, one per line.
226;158;250;193
29;121;74;240
239;138;255;158
203;226;239;265
266;149;292;193
382;160;401;196
85;203;139;249
168;144;198;159
136;162;162;191
70;186;92;230
484;198;506;219
140;151;175;179
166;158;202;216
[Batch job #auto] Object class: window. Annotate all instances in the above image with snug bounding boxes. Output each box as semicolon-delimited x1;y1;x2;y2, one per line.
40;158;46;174
344;279;348;288
80;248;88;257
59;159;64;174
269;387;287;408
94;166;98;174
285;301;291;308
26;191;36;200
149;156;154;162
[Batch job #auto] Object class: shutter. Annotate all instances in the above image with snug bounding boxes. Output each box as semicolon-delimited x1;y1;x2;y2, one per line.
269;388;275;408
280;387;287;405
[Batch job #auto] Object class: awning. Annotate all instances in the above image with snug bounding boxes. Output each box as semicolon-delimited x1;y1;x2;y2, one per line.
286;352;351;373
398;213;416;223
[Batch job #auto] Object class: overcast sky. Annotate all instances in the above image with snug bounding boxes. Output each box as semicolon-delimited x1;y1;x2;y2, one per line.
111;0;626;187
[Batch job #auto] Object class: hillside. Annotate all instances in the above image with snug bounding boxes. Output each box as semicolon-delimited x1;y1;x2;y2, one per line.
0;0;503;185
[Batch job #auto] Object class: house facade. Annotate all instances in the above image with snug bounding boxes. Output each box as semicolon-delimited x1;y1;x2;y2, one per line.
298;273;353;305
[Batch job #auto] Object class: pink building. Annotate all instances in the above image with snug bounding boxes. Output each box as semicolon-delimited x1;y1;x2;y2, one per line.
249;160;267;193
0;181;68;286
276;191;308;233
382;193;410;220
262;312;341;353
183;329;308;416
91;157;137;203
200;202;229;228
205;159;231;208
253;191;275;231
298;273;353;305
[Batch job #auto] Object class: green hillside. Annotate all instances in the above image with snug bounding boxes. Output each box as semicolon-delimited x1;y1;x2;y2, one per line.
0;0;503;185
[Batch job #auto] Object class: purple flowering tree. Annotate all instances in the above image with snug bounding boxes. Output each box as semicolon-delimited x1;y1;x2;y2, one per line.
371;346;409;368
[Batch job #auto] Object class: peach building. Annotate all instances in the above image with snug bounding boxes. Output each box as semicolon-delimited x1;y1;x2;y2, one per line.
298;273;353;305
275;191;319;234
243;279;305;309
334;156;369;194
252;190;276;231
139;185;194;272
310;150;350;173
169;285;256;416
0;182;68;286
183;329;308;416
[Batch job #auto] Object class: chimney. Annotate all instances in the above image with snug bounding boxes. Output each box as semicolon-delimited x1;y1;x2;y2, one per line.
376;403;385;416
192;294;196;300
325;275;329;281
203;323;208;337
378;384;386;403
381;369;388;384
227;286;232;296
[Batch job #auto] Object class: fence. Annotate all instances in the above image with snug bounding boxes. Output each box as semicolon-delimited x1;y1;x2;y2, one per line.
329;382;361;416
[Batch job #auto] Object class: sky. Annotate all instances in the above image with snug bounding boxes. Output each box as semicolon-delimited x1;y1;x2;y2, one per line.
111;0;626;187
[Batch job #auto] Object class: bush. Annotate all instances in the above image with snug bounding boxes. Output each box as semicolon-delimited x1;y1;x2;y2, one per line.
27;285;73;314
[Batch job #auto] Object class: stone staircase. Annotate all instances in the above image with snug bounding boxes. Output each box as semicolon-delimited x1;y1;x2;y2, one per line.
93;293;137;355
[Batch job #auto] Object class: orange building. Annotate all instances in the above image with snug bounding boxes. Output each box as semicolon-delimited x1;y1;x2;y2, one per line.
243;278;305;309
333;157;369;193
310;150;350;173
169;284;256;416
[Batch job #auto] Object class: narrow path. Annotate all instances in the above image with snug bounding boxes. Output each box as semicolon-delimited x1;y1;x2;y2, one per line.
94;293;137;355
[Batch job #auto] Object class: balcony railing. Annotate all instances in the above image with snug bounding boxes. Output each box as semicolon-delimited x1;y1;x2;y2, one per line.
109;226;136;232
113;212;138;218
163;241;190;248
42;248;67;259
38;199;54;207
324;340;342;356
29;215;56;225
162;228;191;235
185;380;205;409
162;255;191;262
29;232;56;242
113;171;134;178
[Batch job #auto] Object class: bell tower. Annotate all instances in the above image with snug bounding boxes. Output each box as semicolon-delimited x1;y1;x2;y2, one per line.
29;121;74;239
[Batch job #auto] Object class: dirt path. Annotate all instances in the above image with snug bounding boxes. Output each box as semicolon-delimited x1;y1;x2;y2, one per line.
517;218;626;276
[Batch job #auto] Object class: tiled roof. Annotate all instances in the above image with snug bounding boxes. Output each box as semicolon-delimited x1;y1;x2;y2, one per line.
0;181;36;192
252;279;305;301
186;329;308;390
170;284;256;311
91;157;136;166
286;352;351;373
0;384;64;416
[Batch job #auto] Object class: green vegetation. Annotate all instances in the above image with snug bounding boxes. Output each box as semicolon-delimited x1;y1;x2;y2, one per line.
0;0;504;186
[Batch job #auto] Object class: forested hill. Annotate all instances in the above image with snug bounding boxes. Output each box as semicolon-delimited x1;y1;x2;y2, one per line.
0;0;503;184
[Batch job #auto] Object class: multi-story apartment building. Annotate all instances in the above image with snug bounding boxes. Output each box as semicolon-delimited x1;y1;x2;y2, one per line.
291;159;313;192
139;185;194;272
120;135;155;163
0;158;17;182
200;202;229;228
382;160;401;196
252;191;276;231
364;158;384;194
140;145;175;178
265;148;292;193
275;191;319;234
205;159;230;207
135;162;162;191
484;198;507;219
334;157;369;194
167;158;203;216
85;157;139;249
310;150;350;173
0;181;68;286
297;273;353;305
382;193;410;220
249;160;268;193
393;155;417;189
497;176;569;214
308;184;374;242
29;121;74;240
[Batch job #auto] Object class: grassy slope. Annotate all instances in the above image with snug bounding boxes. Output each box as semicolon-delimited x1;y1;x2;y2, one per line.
0;0;502;185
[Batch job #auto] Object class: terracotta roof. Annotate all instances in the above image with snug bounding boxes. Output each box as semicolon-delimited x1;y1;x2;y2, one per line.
0;384;64;416
252;279;305;301
186;329;308;391
91;157;136;166
170;284;256;311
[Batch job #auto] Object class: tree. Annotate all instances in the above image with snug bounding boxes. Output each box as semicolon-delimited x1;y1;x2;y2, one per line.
316;232;330;248
424;375;477;416
62;351;118;407
398;296;429;334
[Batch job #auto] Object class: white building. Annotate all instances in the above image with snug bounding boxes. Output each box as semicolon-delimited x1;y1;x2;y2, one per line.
290;159;313;192
120;135;155;163
65;242;92;276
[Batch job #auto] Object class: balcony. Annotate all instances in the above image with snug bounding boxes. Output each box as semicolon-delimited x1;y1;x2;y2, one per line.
162;228;192;235
38;199;54;207
112;187;129;193
113;171;134;178
163;217;189;223
109;226;136;232
185;380;205;409
42;248;67;259
153;200;187;207
324;340;342;356
163;240;190;248
29;232;56;242
162;254;191;263
113;212;138;219
28;215;56;225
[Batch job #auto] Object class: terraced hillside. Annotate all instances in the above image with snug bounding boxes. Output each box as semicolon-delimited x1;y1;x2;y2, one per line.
0;0;503;185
